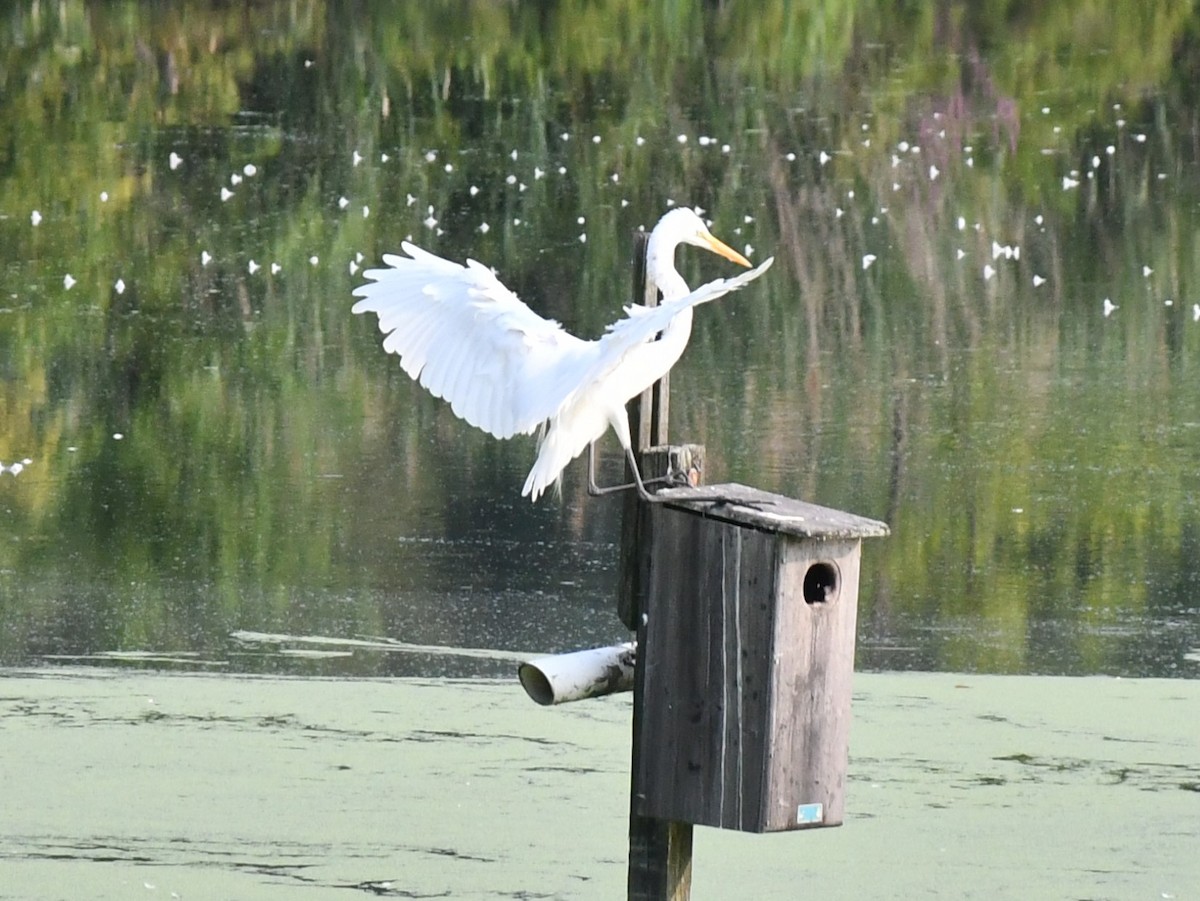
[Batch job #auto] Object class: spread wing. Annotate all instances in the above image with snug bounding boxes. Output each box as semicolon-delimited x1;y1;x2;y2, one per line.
576;256;775;393
351;243;593;439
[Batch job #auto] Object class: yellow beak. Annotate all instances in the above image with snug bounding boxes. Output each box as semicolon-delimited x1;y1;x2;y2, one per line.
699;231;752;268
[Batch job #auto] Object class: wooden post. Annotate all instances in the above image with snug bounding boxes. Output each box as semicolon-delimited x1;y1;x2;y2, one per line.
623;231;694;901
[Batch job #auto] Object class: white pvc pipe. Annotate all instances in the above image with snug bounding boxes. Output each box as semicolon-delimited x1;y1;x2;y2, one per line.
517;642;636;705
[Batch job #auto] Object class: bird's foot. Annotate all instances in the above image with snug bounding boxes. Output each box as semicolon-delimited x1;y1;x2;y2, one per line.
662;490;777;511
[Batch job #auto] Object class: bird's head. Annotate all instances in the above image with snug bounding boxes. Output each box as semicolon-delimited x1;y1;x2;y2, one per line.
647;207;752;296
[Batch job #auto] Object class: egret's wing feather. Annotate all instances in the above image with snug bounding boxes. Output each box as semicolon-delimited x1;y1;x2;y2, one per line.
575;256;775;395
351;244;590;439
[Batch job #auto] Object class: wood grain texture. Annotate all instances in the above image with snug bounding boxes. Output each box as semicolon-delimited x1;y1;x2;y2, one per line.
636;503;869;832
656;482;890;540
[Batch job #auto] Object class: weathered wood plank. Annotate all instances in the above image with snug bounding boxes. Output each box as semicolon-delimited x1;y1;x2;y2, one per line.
656;482;890;540
624;232;693;900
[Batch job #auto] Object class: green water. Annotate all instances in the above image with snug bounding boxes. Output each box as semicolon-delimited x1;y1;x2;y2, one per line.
2;4;1200;676
2;669;1196;899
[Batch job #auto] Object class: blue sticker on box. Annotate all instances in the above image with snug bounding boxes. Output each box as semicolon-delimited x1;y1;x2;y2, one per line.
796;803;824;825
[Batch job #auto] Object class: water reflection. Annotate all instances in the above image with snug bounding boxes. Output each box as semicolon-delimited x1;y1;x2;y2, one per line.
1;1;1198;678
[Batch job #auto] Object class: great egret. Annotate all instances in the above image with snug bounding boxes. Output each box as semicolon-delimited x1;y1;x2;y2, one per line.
351;207;774;501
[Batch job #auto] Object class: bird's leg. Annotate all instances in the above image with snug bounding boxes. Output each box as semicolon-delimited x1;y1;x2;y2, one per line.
622;446;777;509
586;442;623;496
586;442;675;497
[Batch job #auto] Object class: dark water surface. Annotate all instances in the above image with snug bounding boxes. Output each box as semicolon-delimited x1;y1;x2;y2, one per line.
3;2;1200;678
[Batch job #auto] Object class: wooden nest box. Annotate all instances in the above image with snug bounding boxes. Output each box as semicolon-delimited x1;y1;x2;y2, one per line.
634;483;889;833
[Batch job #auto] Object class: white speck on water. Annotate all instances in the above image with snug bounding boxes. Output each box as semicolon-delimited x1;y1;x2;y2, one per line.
479;222;490;234
1193;304;1200;322
31;209;42;226
579;233;587;243
1103;298;1117;317
1091;155;1101;168
819;150;831;165
230;173;242;186
577;216;586;225
1106;145;1116;155
348;260;358;275
847;190;855;199
561;132;570;141
1135;133;1147;143
406;193;416;207
201;251;212;266
862;254;877;270
1033;275;1047;287
113;433;124;440
63;274;76;290
100;191;109;202
244;163;258;176
835;208;844;219
444;163;453;173
338;196;350;209
220;187;234;202
721;144;731;154
510;149;518;161
1143;266;1153;277
1062;175;1079;190
592;135;601;144
929;164;939;180
513;218;521;226
744;244;754;258
557;165;567;175
785;152;796;162
505;174;516;185
248;260;260;275
957;216;966;231
271;262;281;275
424;150;437;163
362;205;370;218
114;278;126;294
983;264;996;281
636;136;645;146
380;153;390;163
309;255;319;266
169;152;182;170
677;134;688;144
956;248;966;260
1116;118;1126;128
534;167;545;180
423;213;437;229
1034;214;1044;225
469;185;480;196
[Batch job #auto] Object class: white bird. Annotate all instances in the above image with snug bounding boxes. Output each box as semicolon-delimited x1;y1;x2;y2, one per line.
351;207;774;501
